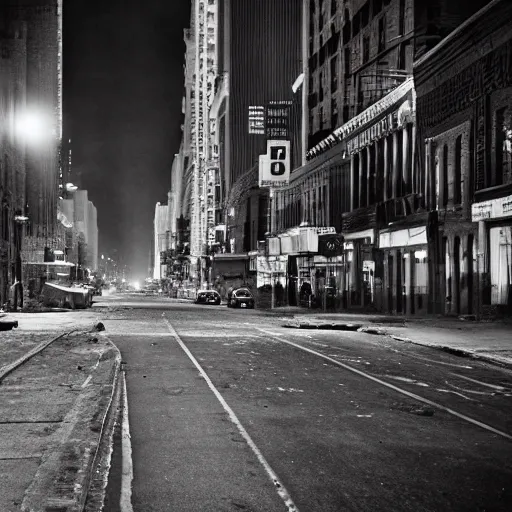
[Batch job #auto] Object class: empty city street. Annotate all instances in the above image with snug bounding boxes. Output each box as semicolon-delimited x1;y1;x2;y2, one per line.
99;295;512;512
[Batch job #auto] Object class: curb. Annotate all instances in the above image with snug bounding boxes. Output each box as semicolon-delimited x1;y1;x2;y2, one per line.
284;321;512;369
20;331;122;512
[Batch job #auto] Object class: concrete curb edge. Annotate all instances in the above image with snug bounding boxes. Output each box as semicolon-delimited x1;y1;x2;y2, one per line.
20;332;123;512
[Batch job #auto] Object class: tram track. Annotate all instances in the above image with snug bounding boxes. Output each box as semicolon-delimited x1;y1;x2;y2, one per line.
0;329;77;384
256;327;512;441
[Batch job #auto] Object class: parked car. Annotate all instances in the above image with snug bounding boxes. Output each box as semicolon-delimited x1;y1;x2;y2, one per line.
195;290;221;306
227;288;255;309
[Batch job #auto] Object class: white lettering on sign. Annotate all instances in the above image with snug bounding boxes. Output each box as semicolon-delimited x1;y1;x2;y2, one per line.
472;194;512;222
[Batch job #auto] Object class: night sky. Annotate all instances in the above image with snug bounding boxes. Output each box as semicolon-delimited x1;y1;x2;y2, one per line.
63;0;191;279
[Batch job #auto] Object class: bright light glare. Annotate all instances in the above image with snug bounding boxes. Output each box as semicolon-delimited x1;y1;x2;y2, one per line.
122;278;126;283
132;281;140;290
16;110;50;144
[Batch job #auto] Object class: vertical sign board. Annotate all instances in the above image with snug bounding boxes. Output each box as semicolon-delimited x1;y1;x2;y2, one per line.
248;106;266;135
259;140;290;188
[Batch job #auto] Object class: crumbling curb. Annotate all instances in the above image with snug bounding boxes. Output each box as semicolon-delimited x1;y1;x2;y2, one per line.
20;330;122;512
284;321;512;369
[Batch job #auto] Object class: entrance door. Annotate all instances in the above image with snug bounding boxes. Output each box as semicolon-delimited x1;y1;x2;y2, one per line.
396;250;403;314
388;253;394;313
454;236;461;315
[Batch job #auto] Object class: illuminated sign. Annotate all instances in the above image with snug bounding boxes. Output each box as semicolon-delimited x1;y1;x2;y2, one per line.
248;106;265;135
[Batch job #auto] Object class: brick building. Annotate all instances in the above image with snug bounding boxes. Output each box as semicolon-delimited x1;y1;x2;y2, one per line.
269;0;492;312
415;0;512;317
307;0;490;152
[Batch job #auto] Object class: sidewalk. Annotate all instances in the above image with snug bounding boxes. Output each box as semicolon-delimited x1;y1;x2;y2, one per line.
0;311;120;512
279;308;512;367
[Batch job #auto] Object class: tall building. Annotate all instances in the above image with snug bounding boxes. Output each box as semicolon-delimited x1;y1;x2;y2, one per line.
207;0;304;296
176;0;219;288
87;201;98;271
3;0;63;237
0;15;28;306
1;0;63;307
153;201;169;280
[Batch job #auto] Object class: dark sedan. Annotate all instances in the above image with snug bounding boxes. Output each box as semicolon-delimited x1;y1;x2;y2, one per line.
195;290;221;305
227;288;255;309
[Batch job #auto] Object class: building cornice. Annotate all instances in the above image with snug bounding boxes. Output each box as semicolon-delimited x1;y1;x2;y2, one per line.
306;77;414;160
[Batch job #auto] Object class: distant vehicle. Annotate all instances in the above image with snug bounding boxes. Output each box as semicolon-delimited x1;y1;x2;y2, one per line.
227;288;255;309
195;290;221;306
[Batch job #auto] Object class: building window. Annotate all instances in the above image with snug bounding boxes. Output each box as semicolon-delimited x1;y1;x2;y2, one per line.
399;0;406;35
331;98;338;128
496;107;512;186
442;144;449;207
342;104;350;123
454;135;462;205
330;56;338;91
331;0;337;16
361;2;370;28
378;15;386;53
373;0;383;16
397;42;406;70
319;106;324;129
344;47;351;76
362;36;370;64
343;9;351;44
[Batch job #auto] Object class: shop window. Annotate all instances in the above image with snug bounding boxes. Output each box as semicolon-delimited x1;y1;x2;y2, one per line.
414;249;428;311
489;226;512;306
454;135;462;205
495;107;512;186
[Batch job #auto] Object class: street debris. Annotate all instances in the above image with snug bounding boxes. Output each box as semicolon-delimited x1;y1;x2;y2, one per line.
92;322;105;332
0;320;19;331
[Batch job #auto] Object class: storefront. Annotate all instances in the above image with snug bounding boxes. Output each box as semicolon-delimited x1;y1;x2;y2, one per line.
379;225;429;315
341;228;376;310
473;194;512;314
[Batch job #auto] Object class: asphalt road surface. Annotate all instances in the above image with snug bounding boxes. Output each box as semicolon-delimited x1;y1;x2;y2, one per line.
99;294;512;512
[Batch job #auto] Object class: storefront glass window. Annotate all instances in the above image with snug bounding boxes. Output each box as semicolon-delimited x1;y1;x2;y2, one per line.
490;226;512;306
414;250;428;308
